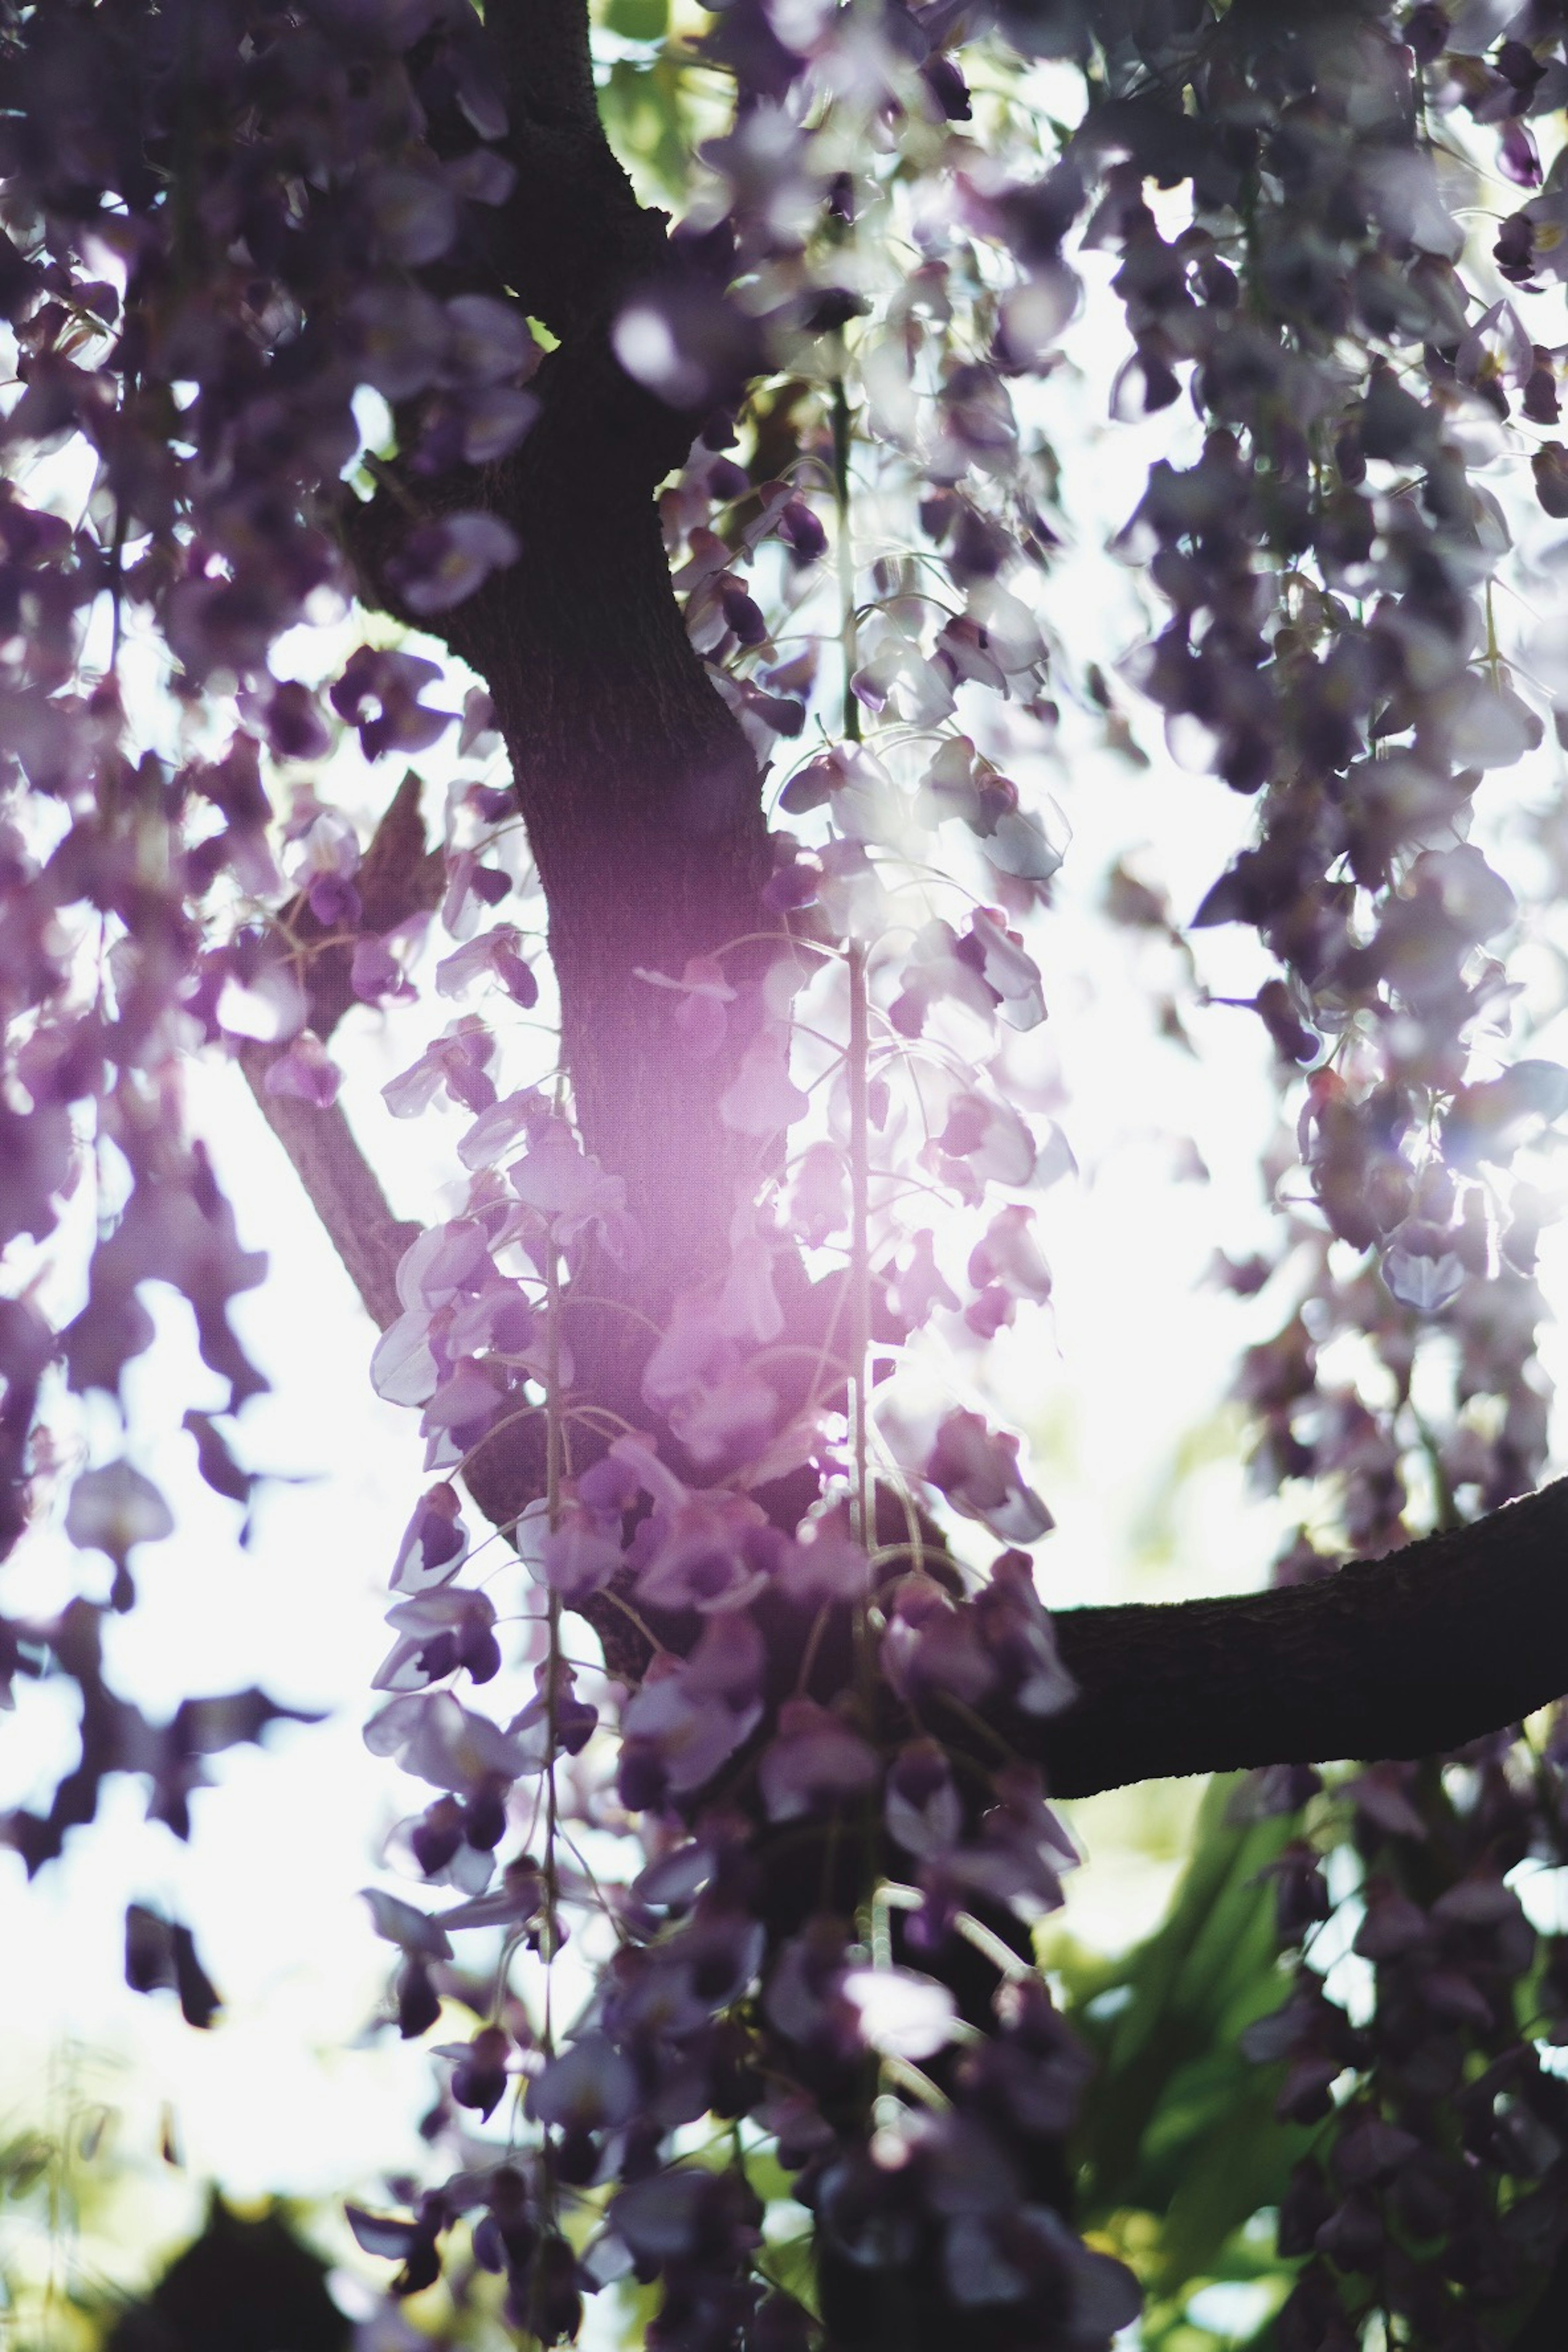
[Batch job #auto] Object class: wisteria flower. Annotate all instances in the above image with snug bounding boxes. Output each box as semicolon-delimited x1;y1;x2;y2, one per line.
374;1214;501;1392
841;1965;959;2060
372;1587;500;1693
419;1356;504;1449
263;1029;342;1108
890;918;1008;1039
920;1411;1053;1542
633;1489;773;1615
967;1208;1052;1307
886;1738;963;1858
758;1697;880;1822
974;1551;1077;1716
634;955;738;1060
331;645;454;761
362;1885;453;1962
443;1278;537;1367
351;933;415;1006
287;807;361;927
619;1614;765;1802
719;1027;810;1136
888;1232;961;1328
509;1118;640;1261
509;1657;599;1759
786;1142;848;1245
65;1459;174;1565
391;512;520;616
536;1503;624;1603
390;1482;469;1594
365;1688;539;1793
774;1510;871;1606
436;924;538;1007
963;910;1047;1030
947;1766;1077;1924
670;1370;782;1472
641;1285;737;1405
882;1575;997;1708
528;2034;639;2137
933;1091;1038;1188
383;1020;497;1120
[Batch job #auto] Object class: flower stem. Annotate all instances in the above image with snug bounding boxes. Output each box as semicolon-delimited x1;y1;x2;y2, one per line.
848;937;871;1561
833;373;860;744
542;1238;564;2047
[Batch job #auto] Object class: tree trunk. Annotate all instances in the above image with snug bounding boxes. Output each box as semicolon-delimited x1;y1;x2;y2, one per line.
459;350;774;1309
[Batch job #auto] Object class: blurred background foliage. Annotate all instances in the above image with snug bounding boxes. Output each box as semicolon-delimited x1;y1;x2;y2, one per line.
1050;1780;1314;2351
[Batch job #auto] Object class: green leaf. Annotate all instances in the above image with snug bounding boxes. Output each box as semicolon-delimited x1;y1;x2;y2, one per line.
604;0;669;40
1067;1776;1312;2292
599;57;693;206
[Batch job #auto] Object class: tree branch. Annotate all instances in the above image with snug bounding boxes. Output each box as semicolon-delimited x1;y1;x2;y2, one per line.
235;1066;417;1336
482;0;667;342
1027;1478;1568;1796
274;768;443;1042
235;768;441;1330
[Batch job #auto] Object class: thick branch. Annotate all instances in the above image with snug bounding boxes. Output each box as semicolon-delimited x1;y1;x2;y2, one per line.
482;0;666;341
454;363;773;1312
235;770;439;1329
275;769;443;1042
236;1062;417;1335
1029;1478;1568;1796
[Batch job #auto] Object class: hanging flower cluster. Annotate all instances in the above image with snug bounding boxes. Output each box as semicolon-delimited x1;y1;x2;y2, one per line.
1076;10;1568;2345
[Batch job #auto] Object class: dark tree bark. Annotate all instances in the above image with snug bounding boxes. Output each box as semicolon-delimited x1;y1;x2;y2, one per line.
1034;1473;1568;1793
459;370;774;1308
